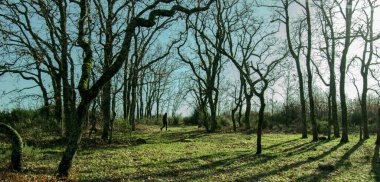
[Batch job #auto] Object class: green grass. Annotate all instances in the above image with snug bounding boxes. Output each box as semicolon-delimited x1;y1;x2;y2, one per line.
1;125;380;181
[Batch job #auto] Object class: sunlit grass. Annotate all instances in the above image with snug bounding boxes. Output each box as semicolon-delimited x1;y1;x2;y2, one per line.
1;125;379;181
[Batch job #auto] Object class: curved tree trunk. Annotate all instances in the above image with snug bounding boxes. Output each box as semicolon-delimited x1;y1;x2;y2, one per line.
57;102;89;177
0;123;23;172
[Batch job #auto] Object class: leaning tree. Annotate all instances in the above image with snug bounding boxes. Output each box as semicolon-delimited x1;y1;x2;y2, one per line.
56;0;215;177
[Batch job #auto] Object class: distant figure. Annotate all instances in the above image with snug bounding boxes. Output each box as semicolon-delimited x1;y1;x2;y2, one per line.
161;113;168;131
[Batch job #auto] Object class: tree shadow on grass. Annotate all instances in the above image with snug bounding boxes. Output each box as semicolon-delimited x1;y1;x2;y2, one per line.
264;138;301;150
372;144;380;182
127;151;277;181
141;129;209;144
79;138;337;181
128;140;333;181
282;140;329;157
235;142;344;181
127;140;330;181
295;140;364;182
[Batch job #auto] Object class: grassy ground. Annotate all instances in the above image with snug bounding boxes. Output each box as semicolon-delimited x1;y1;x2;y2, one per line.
1;124;380;181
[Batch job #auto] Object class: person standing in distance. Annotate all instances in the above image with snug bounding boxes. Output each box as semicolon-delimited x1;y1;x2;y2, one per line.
161;113;168;131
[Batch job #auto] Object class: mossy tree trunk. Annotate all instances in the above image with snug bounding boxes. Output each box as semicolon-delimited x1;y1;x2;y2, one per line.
0;123;23;172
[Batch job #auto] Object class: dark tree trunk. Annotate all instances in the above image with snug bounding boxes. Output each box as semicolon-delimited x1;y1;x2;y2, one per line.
57;102;89;177
231;108;237;132
256;95;265;154
284;0;307;139
208;89;218;132
305;0;318;142
89;100;97;137
340;0;353;143
101;81;111;141
376;108;380;145
101;1;114;141
129;68;138;131
237;102;243;128
109;89;117;144
244;94;252;130
330;71;340;137
123;60;130;122
0;123;23;172
327;94;332;140
295;61;308;139
37;66;50;118
362;81;369;139
53;77;63;134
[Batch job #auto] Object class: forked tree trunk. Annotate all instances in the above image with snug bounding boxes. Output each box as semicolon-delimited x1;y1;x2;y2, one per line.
0;123;23;172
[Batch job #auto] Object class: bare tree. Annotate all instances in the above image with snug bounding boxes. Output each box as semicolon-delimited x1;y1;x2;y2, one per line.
0;0;75;135
336;0;357;143
177;1;225;132
313;0;340;138
356;0;379;140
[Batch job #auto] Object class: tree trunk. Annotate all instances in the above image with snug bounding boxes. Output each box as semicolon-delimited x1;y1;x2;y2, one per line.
101;1;114;141
208;90;217;132
231;108;237;132
340;0;353;143
57;102;89;177
330;70;340;137
244;94;252;130
0;123;23;172
376;108;380;145
296;62;308;139
305;0;318;141
256;95;265;154
109;88;117;144
285;0;307;138
237;102;243;128
101;81;111;141
362;80;369;139
53;77;63;135
129;68;137;131
123;60;130;122
37;65;50;118
328;94;332;140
